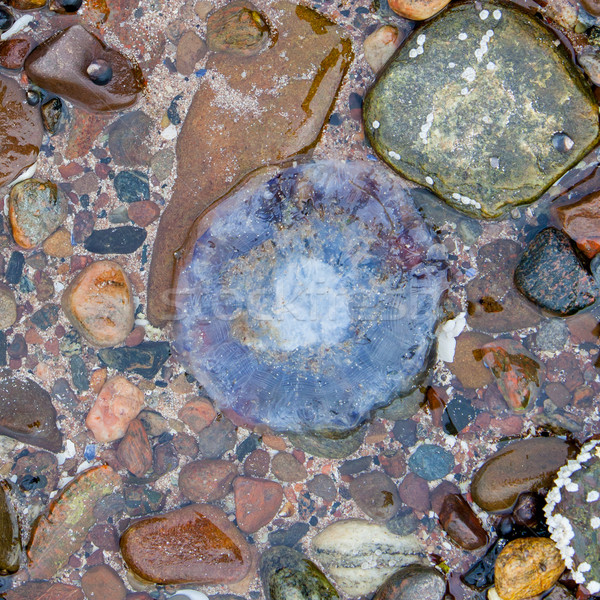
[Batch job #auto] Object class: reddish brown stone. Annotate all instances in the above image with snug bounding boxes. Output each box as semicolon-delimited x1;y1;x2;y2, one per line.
555;192;600;258
176;30;207;75
271;451;307;482
244;448;270;478
179;459;237;502
87;523;119;552
379;450;406;479
65;110;111;160
124;325;145;347
116;419;152;477
546;353;584;391
128;201;160;227
178;398;216;433
431;480;462;514
4;582;84;600
0;38;32;69
81;564;126;600
233;476;283;533
121;503;252;584
349;471;401;521
398;472;431;513
173;432;199;457
439;493;487;550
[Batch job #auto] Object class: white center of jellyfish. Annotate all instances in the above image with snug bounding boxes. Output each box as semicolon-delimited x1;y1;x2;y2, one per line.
272;257;350;351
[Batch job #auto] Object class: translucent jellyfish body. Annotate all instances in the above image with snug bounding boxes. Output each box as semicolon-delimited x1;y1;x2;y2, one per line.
174;161;448;434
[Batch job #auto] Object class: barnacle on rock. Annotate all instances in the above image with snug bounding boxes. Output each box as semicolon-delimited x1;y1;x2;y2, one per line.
174;161;448;435
545;439;600;594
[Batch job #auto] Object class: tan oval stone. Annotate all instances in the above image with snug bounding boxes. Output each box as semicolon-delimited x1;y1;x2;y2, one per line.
364;25;402;74
494;538;564;600
450;331;493;389
62;260;134;348
471;437;570;512
0;285;17;330
86;376;144;443
42;227;73;258
388;0;450;20
121;503;252;585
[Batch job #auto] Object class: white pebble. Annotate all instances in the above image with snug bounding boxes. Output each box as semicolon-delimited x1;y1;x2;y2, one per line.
161;123;178;140
588;582;600;595
425;176;434;185
409;49;418;58
580;563;592;573
417;34;426;45
1;14;34;41
493;9;502;19
486;61;496;70
587;491;600;502
417;46;424;55
486;29;494;37
479;9;489;19
372;120;380;129
591;517;600;529
458;32;468;40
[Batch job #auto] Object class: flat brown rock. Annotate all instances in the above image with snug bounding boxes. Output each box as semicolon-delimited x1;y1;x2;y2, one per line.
147;1;352;324
120;503;252;584
62;260;134;348
233;476;283;533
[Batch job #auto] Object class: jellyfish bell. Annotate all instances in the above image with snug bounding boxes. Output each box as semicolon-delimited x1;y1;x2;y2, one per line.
174;160;448;435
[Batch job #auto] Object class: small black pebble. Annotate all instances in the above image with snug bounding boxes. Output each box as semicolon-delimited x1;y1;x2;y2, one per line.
26;90;41;106
87;59;113;86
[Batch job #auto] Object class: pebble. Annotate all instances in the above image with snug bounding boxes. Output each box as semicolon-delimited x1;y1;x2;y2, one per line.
9;180;67;249
373;565;446;600
288;428;364;459
379;450;407;479
128;201;160;227
25;25;144;112
398;472;431;512
408;444;454;481
86;375;145;443
0;284;16;329
116;419;153;477
150;149;174;181
364;25;403;73
438;493;487;550
244;448;270;478
579;50;600;86
178;398;216;433
176;30;207;75
534;319;570;352
271;451;307;482
114;170;150;203
196;416;237;458
72;357;90;390
514;228;599;316
392;419;418;447
339;456;372;475
494;538;565;600
0;375;62;451
178;459;237;502
3;582;84;599
388;0;450;18
41;98;63;134
62;260;134;347
42;227;72;257
233;476;283;533
98;341;170;378
138;409;169;437
556;191;600;258
84;226;147;254
108;111;152;167
0;481;20;575
121;503;252;584
350;471;402;521
0;37;31;69
310;519;426;596
268;522;310;548
153;441;179;476
206;0;271;55
450;331;493;389
81;565;126;600
386;508;421;536
260;546;338;600
470;437;570;512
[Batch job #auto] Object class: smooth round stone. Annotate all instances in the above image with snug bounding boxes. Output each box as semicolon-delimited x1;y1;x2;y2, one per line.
363;1;600;219
0;284;17;330
175;160;447;435
288;428;365;459
233;476;283;533
364;26;403;73
470;437;570;512
9;180;66;249
310;519;426;596
408;444;454;481
261;546;338;600
494;538;564;600
349;471;401;521
84;226;147;254
373;565;446;600
120;504;252;585
178;459;237;503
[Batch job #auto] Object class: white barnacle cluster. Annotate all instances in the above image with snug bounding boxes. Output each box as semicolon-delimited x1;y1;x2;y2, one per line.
452;192;481;209
475;29;494;63
388;149;401;160
419;112;435;144
409;33;427;59
461;67;476;83
545;439;600;592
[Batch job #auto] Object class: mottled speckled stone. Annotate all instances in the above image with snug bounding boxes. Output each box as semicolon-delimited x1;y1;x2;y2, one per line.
373;565;446;600
363;1;600;219
514;228;598;316
261;546;339;600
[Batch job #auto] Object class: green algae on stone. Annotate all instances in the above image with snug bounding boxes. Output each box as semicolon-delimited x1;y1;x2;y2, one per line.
363;1;600;219
261;546;339;600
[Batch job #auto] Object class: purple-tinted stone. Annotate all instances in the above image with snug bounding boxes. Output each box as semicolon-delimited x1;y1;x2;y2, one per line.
174;161;448;434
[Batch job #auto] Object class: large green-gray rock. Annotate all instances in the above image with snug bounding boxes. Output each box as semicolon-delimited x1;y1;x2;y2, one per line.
261;546;339;600
363;1;600;219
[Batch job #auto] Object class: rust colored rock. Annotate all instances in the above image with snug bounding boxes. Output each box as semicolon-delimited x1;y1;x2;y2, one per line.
62;260;134;347
450;331;494;389
271;451;307;482
471;437;570;512
178;398;216;433
206;0;270;56
244;448;270;477
178;459;238;502
4;582;84;600
0;38;31;69
43;227;73;257
438;494;487;550
176;30;207;75
398;472;431;513
0;74;42;187
494;537;565;600
430;480;461;515
120;503;252;584
24;25;144;113
116;419;152;477
233;476;283;533
127;201;160;227
86;375;145;443
388;0;450;19
555;191;600;258
147;1;351;325
81;564;126;600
